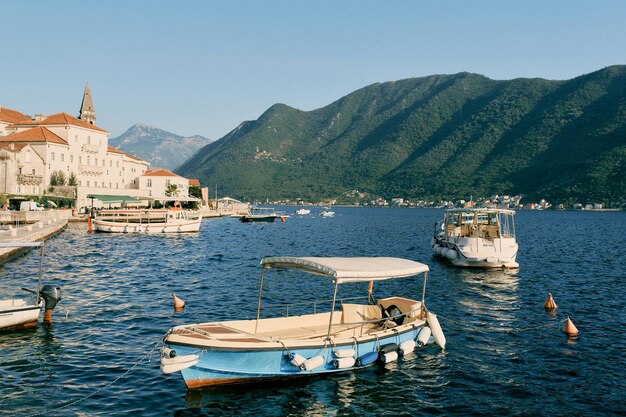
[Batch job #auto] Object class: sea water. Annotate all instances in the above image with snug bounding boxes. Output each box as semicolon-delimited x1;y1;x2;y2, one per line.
0;208;624;416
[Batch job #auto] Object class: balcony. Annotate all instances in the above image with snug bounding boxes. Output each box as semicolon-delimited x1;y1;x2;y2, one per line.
17;174;43;185
79;164;104;175
82;143;100;153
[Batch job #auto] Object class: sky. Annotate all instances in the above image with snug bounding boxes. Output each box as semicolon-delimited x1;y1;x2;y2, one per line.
1;0;625;140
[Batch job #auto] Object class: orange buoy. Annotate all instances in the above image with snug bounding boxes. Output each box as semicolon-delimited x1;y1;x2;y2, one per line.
544;293;558;311
563;316;579;337
173;293;185;310
281;216;286;222
87;216;93;233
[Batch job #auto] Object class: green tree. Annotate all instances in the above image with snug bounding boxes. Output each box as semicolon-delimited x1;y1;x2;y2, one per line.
68;172;77;186
165;184;179;197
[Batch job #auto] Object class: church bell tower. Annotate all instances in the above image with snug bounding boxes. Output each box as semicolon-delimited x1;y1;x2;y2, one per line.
79;83;96;125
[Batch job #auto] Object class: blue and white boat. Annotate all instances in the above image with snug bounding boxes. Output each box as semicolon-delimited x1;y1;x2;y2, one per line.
160;256;446;389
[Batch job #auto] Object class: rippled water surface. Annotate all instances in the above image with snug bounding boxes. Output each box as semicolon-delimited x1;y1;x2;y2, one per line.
0;208;624;416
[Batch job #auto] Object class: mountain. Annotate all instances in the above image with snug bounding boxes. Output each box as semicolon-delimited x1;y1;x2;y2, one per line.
177;66;626;204
109;124;211;171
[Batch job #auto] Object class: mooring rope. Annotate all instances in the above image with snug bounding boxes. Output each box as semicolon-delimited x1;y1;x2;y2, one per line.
26;340;161;417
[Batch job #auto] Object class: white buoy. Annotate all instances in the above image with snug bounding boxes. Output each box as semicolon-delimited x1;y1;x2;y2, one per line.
399;339;416;356
380;351;398;364
289;353;306;367
332;357;356;369
427;312;446;349
333;349;356;358
299;355;325;371
160;358;199;374
161;353;199;366
417;327;432;346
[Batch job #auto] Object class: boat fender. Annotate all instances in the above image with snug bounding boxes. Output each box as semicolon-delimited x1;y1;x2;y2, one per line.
332;357;356;369
427;312;446;349
441;248;449;258
356;351;378;367
161;353;199;366
287;352;306;367
333;349;355;358
161;347;177;359
299;355;325;371
160;358;199;374
446;249;458;260
378;343;398;354
416;327;432;347
379;351;398;364
398;339;416;356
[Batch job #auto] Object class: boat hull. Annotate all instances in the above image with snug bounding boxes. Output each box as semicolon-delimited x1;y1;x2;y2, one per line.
164;324;432;389
93;219;201;233
432;238;519;269
0;301;41;331
240;216;279;223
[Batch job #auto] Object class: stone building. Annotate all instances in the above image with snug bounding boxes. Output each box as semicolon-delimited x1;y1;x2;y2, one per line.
0;85;192;209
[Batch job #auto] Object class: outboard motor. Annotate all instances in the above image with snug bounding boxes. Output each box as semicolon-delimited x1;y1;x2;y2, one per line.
39;285;62;325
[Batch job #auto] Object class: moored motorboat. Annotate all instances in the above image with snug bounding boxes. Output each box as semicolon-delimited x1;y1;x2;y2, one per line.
161;256;445;389
92;209;201;233
432;208;519;268
0;242;63;331
294;208;311;215
240;207;283;223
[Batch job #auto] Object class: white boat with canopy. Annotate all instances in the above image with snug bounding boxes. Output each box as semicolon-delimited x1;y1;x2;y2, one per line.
161;256;445;389
0;242;63;331
92;209;201;233
432;208;519;269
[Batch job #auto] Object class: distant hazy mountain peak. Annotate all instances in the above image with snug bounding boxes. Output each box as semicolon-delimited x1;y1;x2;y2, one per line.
109;124;212;171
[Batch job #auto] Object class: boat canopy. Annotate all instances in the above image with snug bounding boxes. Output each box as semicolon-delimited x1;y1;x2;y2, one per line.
260;257;429;284
444;208;515;215
87;194;141;203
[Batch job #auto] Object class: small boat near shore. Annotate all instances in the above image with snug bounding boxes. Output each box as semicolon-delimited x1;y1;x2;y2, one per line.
92;209;201;233
0;242;62;331
294;208;311;215
319;207;335;218
240;207;284;223
432;208;519;269
161;256;445;389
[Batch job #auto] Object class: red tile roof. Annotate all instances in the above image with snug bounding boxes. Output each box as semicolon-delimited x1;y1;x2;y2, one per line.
143;169;179;177
0;142;29;152
188;179;200;186
0;107;31;124
0;126;68;145
107;145;125;154
11;112;108;133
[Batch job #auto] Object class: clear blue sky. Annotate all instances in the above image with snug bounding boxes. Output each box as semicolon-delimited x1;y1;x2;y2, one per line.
1;0;624;139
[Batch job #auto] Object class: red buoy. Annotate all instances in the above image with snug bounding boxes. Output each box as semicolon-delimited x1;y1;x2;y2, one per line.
544;293;558;311
173;293;185;310
563;316;579;337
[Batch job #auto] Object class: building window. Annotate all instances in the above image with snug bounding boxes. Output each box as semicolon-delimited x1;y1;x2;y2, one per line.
61;154;64;162
166;180;171;187
70;155;73;163
147;179;152;187
86;181;90;187
79;156;82;164
51;152;55;161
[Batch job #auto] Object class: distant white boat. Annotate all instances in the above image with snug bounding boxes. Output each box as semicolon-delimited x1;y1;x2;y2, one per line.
294;208;311;215
0;242;63;331
92;209;201;233
319;207;335;218
432;208;519;269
